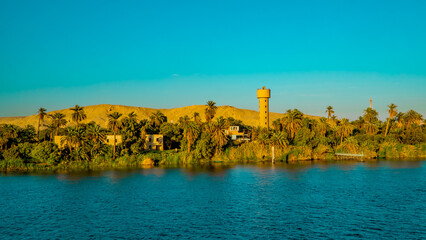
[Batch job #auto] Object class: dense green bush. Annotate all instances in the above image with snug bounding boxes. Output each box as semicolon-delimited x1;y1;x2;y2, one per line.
3;146;21;161
403;126;425;145
30;142;61;165
18;142;34;160
193;133;214;160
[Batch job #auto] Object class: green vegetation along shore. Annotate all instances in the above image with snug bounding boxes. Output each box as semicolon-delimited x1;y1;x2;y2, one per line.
1;102;425;172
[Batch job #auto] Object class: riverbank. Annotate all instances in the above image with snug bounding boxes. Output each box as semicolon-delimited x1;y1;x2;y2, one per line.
1;142;425;173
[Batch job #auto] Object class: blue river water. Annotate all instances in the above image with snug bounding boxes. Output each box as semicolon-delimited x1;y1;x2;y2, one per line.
1;160;425;239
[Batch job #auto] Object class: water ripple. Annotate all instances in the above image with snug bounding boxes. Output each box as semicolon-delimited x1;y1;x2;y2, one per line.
0;160;425;239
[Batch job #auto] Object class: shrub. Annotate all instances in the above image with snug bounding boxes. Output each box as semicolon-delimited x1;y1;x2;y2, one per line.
3;146;21;161
193;133;214;160
312;144;332;160
30;142;61;165
403;126;425;145
18;142;34;160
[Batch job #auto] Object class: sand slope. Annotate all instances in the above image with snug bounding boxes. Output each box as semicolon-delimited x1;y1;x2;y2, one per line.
0;104;318;128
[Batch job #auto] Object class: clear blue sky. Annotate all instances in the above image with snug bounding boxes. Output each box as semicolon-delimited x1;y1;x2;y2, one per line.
1;0;425;120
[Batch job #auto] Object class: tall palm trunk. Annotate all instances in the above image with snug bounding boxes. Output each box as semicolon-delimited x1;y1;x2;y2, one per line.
385;118;391;136
91;140;95;159
187;139;191;154
113;130;117;159
37;118;41;141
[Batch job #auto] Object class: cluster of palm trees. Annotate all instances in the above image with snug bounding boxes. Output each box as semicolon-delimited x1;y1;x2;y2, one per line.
269;104;424;150
30;102;426;156
1;101;424;164
0;124;20;150
31;102;232;160
178;101;229;155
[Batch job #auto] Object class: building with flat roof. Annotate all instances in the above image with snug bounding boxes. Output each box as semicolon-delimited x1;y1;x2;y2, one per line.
145;134;163;151
224;126;250;142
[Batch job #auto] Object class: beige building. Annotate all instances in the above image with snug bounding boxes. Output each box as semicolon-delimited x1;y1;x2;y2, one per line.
145;134;163;151
257;86;271;129
224;126;250;142
105;135;123;146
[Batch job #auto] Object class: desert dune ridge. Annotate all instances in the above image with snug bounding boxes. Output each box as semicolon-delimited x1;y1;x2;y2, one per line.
0;104;318;128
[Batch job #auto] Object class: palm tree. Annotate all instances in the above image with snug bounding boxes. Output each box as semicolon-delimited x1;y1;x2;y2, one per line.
74;128;85;148
326;106;334;119
330;115;339;126
193;112;202;125
150;111;167;128
107;112;122;159
210;117;229;155
123;112;138;134
395;112;405;129
281;109;303;139
183;121;200;153
127;111;137;121
87;124;106;143
178;115;191;127
316;117;329;137
270;131;288;148
363;107;379;135
205;100;217;123
336;118;354;145
71;147;89;162
86;124;106;157
0;124;18;150
61;127;76;152
250;126;263;141
70;105;86;129
272;118;282;131
353;116;364;129
403;110;423;128
50;112;67;136
258;132;270;148
37;107;47;141
384;103;398;136
364;122;378;135
44;123;56;141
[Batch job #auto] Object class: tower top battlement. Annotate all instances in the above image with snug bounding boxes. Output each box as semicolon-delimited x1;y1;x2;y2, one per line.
257;86;271;98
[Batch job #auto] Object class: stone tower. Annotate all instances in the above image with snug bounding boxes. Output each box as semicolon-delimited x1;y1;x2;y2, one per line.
257;86;271;129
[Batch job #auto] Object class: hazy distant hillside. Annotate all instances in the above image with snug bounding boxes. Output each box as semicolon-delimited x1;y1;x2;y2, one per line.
0;104;318;128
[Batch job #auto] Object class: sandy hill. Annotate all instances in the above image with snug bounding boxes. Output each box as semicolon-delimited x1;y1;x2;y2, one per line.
0;104;319;128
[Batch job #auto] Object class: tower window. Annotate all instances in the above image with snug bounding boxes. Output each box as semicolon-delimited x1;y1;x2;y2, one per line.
265;117;267;119
265;100;266;102
265;111;267;113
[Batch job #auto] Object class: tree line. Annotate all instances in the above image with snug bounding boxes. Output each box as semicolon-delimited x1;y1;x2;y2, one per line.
0;102;425;170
